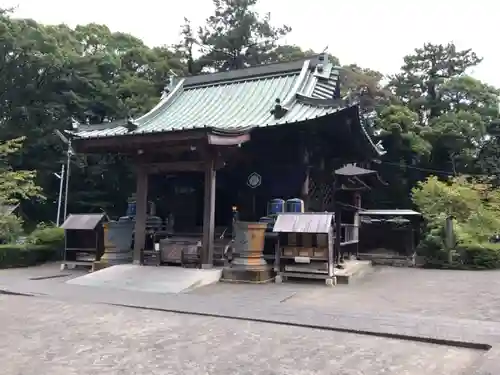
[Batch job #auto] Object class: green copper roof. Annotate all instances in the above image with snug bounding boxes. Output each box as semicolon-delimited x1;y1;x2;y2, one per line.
72;55;384;156
74;57;342;137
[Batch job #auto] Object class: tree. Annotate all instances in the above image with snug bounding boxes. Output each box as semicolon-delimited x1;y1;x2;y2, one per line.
0;137;43;205
440;76;500;120
196;0;291;71
383;42;500;181
342;64;391;113
0;9;181;221
0;137;44;242
174;18;201;75
426;110;486;174
476;137;500;185
388;43;482;121
412;176;500;268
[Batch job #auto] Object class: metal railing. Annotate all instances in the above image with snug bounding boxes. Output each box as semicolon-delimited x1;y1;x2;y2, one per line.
340;223;358;243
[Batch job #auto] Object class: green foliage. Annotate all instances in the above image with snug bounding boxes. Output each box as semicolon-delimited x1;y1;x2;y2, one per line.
2;1;500;255
0;10;180;220
0;137;44;206
0;214;24;244
457;243;500;269
196;0;292;71
369;41;500;211
0;244;60;269
412;176;500;268
388;43;482;119
27;223;64;248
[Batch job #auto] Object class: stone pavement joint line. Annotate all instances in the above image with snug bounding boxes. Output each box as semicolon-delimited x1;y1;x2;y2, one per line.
1;285;500;374
0;289;35;297
108;302;491;351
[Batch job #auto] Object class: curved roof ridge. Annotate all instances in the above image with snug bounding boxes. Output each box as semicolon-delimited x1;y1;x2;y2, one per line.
134;79;185;128
183;57;317;88
352;104;386;156
280;60;312;109
295;93;345;107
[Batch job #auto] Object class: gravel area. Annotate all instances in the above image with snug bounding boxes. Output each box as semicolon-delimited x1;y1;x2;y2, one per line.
0;295;482;375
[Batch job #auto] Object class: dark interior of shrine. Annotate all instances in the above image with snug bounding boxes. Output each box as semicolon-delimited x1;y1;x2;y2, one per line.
147;108;375;233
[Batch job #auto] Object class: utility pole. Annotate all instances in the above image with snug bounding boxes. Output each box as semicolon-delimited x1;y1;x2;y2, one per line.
63;140;72;220
54;129;74;222
55;164;65;226
445;216;454;264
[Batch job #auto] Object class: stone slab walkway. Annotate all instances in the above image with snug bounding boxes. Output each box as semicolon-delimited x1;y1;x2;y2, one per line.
0;295;484;375
2;264;500;374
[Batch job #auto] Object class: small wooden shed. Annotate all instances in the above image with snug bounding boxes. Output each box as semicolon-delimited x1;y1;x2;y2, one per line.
273;212;336;285
61;214;106;269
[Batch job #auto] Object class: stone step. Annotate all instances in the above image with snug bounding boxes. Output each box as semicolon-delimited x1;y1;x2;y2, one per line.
334;260;373;284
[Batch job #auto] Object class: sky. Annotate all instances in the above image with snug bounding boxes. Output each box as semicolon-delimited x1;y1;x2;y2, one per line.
2;0;498;87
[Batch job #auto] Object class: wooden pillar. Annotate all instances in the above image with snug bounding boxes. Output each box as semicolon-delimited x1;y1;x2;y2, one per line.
301;148;310;211
319;158;326;212
335;204;342;264
201;156;216;268
353;192;361;257
333;177;342;264
133;167;148;264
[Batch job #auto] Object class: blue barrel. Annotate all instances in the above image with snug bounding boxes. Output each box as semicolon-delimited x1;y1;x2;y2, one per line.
267;199;285;216
126;200;136;217
286;198;304;213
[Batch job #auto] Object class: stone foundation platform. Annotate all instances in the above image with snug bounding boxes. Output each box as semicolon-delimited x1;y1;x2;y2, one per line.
358;253;416;267
91;261;113;272
221;266;274;284
334;260;373;284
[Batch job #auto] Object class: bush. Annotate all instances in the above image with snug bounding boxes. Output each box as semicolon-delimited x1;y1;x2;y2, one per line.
413;176;500;269
421;243;500;270
0;244;60;269
458;242;500;269
0;214;24;244
28;224;64;249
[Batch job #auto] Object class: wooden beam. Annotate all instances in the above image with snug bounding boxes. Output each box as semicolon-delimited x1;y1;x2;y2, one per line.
201;156;216;268
207;133;250;146
133;167;148;264
73;130;209;153
140;159;225;174
73;129;251;154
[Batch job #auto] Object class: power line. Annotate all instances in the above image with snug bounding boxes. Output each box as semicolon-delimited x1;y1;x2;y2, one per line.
376;160;495;179
376;161;456;176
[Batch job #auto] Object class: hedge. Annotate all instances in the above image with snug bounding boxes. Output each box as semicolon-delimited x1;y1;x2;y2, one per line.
458;242;500;269
422;242;500;270
28;226;64;248
0;244;61;269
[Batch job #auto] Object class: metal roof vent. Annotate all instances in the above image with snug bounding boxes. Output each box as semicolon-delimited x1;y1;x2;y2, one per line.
162;71;178;98
126;117;138;132
314;53;330;78
270;98;287;119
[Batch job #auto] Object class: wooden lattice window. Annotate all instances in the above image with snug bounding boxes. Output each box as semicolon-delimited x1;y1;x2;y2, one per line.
308;174;334;212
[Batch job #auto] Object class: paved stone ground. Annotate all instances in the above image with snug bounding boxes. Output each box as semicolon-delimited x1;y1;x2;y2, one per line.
5;264;500;323
0;294;482;375
283;267;500;322
188;266;500;322
2;264;500;374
